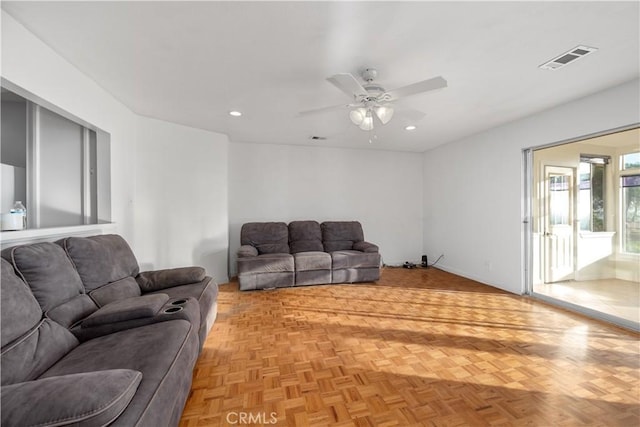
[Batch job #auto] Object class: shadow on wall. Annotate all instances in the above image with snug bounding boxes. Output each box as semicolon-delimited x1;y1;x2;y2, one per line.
228;222;245;278
193;238;228;283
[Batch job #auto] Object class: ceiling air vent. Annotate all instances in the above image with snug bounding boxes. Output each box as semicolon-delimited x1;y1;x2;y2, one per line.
539;45;598;70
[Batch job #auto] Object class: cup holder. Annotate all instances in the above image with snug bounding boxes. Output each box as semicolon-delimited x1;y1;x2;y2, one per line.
164;306;183;314
171;299;188;306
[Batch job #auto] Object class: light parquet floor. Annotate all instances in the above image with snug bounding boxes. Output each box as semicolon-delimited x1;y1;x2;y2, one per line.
180;267;640;427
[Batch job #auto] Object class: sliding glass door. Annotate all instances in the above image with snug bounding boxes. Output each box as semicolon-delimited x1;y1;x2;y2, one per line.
525;127;640;331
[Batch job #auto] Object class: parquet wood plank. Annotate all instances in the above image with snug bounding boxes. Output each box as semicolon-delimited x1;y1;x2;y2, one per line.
180;267;639;426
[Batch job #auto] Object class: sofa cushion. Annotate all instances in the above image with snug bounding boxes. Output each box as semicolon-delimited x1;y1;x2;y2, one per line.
322;221;365;252
1;258;80;386
82;294;170;328
2;242;84;312
89;277;142;307
289;220;324;253
0;259;42;348
1;369;142;427
241;222;290;254
293;251;331;272
46;295;98;328
59;235;140;291
136;267;206;293
1;318;79;386
41;320;199;427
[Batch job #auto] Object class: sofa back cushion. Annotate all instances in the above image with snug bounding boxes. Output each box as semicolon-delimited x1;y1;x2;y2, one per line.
241;222;290;254
321;221;365;252
45;295;99;328
59;235;140;291
1;259;41;348
89;277;141;307
2;242;85;313
1;259;79;385
289;221;323;253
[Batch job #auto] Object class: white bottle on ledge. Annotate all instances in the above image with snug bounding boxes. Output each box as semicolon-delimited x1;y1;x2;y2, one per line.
11;201;27;230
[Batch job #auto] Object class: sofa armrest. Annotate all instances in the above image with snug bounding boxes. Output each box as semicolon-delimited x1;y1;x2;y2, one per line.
1;369;142;427
237;245;258;258
82;294;169;327
136;266;206;292
353;241;379;253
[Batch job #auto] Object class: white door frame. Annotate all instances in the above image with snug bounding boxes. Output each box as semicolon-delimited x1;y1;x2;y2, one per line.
543;165;576;283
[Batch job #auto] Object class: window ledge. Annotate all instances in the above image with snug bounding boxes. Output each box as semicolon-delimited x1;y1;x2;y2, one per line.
616;252;640;261
578;231;616;239
0;223;116;248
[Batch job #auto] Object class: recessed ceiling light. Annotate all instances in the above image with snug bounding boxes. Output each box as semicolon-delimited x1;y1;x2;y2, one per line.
405;125;417;131
229;110;242;117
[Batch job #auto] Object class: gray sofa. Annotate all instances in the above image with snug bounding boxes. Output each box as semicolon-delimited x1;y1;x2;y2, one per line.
1;234;218;427
237;220;381;291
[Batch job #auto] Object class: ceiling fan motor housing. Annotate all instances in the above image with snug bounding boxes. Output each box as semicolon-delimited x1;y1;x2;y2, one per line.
362;68;378;82
362;83;386;95
360;68;387;100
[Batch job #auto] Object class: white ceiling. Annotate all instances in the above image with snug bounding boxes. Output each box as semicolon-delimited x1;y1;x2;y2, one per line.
2;1;639;152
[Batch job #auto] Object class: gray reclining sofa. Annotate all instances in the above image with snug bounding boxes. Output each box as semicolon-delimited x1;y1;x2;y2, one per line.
1;234;218;427
237;220;381;291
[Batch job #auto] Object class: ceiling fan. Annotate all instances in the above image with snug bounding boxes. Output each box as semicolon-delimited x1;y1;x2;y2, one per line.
299;68;447;131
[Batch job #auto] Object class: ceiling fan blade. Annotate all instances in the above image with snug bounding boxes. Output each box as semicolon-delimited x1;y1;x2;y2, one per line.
327;73;369;99
297;103;352;117
386;76;447;100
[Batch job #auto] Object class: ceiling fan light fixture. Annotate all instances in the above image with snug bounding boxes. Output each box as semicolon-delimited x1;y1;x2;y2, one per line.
359;112;374;131
374;106;394;125
304;68;445;138
349;108;367;125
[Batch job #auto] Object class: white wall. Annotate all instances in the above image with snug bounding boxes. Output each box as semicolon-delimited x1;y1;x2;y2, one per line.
0;98;27;167
1;164;26;213
228;142;423;276
135;117;229;282
2;11;138;242
423;79;640;294
2;12;229;281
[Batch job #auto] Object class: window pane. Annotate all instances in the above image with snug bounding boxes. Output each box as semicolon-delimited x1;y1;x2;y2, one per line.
623;174;640;253
549;175;570;225
622;152;640;170
591;164;605;232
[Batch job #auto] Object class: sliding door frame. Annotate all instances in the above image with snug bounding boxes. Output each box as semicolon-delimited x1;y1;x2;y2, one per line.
522;123;640;332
